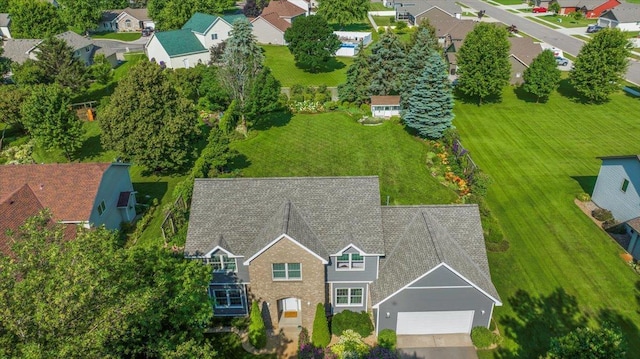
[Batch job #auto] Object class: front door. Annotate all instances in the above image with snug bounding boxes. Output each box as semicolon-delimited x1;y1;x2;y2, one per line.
278;297;302;327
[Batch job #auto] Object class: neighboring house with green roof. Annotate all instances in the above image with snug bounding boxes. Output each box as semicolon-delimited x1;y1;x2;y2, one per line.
144;12;247;69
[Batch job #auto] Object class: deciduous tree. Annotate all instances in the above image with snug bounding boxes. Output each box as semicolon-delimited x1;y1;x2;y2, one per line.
8;0;66;38
338;49;370;105
100;60;200;172
368;31;405;96
317;0;369;28
89;53;113;85
243;0;268;17
456;23;510;105
198;65;230;111
570;28;630;102
20;85;83;160
150;0;236;30
0;210;213;358
56;0;103;33
523;49;561;102
546;326;626;359
219;18;264;133
403;50;454;139
0;85;30;131
284;15;341;73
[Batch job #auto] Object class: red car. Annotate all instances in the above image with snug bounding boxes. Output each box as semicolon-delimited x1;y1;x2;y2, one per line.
532;7;548;13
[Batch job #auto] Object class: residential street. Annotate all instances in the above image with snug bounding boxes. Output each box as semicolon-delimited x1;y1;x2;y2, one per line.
92;38;146;58
458;0;640;85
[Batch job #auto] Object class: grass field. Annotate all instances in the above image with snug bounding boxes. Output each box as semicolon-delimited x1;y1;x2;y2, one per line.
492;0;522;5
91;32;142;41
524;16;563;29
540;14;596;28
454;83;640;358
372;15;394;26
262;45;354;87
231;112;458;205
76;53;146;103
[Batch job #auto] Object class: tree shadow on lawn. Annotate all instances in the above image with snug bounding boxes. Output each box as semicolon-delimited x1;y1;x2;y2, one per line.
453;88;504;106
556;78;606;104
494;288;587;359
75;134;105;161
513;85;547;104
227;152;251;173
295;57;347;74
253;111;293;131
570;175;597;195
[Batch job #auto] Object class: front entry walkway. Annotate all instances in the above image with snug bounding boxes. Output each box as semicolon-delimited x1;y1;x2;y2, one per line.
397;334;478;359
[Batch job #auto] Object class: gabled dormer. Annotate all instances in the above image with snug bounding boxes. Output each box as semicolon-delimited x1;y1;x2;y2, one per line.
327;243;381;282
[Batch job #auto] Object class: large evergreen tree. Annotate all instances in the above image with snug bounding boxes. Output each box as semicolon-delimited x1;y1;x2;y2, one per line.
245;67;281;122
338;49;370;105
570;28;630;103
0;211;214;358
523;49;561;102
284;15;341;73
20;85;83;161
35;36;89;92
456;23;510;105
317;0;369;28
100;61;200;173
403;50;454;139
368;31;405;96
401;27;438;108
219;18;264;133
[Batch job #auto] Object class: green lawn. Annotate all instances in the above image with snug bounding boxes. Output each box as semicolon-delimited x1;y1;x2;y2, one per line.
540;14;596;28
372;15;394;26
454;83;640;358
369;2;390;11
524;16;563;29
91;32;142;41
262;45;354;87
492;0;522;5
231;112;458;205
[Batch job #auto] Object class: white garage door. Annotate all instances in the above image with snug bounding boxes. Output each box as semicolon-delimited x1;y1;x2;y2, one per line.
396;311;474;335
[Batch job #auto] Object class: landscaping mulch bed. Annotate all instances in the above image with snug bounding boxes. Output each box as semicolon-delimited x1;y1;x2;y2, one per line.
574;199;631;251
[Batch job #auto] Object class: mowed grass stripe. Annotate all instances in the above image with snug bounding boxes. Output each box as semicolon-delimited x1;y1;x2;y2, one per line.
455;87;640;357
232;112;458;205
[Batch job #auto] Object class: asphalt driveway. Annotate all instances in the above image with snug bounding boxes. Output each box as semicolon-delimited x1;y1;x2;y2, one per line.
397;334;478;359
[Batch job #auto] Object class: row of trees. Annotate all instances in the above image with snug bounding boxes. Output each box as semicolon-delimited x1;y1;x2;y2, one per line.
339;23;454;139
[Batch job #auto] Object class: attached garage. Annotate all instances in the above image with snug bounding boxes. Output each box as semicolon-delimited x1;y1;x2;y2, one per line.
396;311;474;335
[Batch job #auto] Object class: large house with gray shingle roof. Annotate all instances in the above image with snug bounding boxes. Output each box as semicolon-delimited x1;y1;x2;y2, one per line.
598;3;640;31
185;176;502;335
144;12;246;69
2;31;117;67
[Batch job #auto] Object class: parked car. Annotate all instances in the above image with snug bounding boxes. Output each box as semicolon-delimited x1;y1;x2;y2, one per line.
586;25;603;33
142;27;153;37
555;57;569;66
532;7;548;13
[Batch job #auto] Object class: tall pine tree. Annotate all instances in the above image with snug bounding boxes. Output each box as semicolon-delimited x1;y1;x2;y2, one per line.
401;27;438;108
403;50;454;139
368;31;405;96
338;49;370;105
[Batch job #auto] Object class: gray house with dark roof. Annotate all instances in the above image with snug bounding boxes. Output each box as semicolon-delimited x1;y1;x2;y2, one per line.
598;3;640;31
390;0;462;24
185;176;502;335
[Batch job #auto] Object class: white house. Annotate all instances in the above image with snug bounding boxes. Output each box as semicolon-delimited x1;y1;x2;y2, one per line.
145;13;247;69
371;96;401;118
598;3;640;32
251;0;307;45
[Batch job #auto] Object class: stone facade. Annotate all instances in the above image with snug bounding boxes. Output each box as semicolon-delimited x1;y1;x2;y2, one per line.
248;236;325;330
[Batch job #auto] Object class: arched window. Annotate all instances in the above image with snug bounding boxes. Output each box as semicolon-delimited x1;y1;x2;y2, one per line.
125;19;132;28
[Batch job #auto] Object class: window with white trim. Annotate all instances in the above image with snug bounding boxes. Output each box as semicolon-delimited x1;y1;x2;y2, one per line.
211;33;218;40
204;255;237;272
212;288;243;308
335;288;363;306
622;179;629;193
336;253;364;270
97;200;106;216
272;263;301;280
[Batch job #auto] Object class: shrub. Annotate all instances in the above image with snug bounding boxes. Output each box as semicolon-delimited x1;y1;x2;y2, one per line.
332;310;373;337
592;208;614;222
359;103;371;116
389;16;395;23
471;326;500;349
576;192;591;202
394;21;407;34
331;330;370;359
377;329;397;350
299;327;311;348
248;301;267;349
602;219;618;229
312;303;331;347
365;346;398;359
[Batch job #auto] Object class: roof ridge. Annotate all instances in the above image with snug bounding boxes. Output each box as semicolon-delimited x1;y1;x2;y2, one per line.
282;199;291;234
421;212;444;263
381;210;426;271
